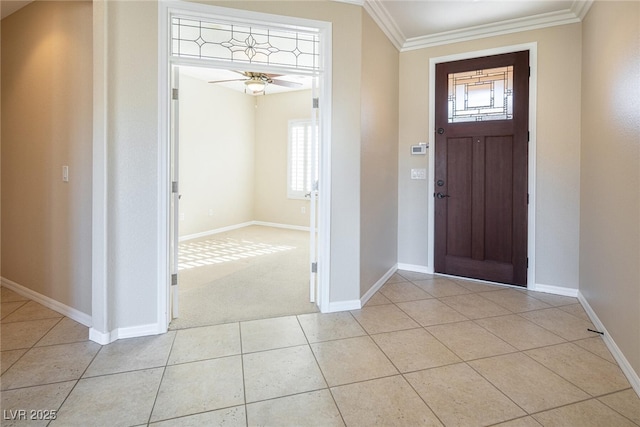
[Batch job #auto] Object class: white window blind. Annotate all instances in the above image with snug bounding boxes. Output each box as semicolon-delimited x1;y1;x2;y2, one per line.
288;120;318;199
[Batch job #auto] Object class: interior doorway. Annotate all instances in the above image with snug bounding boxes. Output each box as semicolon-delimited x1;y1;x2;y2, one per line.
160;3;333;329
170;65;320;329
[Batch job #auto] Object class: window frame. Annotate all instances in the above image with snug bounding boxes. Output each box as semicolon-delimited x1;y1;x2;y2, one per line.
287;119;318;200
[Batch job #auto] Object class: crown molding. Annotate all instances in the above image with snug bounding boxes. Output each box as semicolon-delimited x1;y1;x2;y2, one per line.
571;0;594;20
401;9;582;52
333;0;594;53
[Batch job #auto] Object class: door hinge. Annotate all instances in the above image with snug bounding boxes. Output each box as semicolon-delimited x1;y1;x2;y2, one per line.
527;193;530;204
528;67;531;77
172;88;179;100
312;98;319;109
527;131;530;142
172;181;179;193
171;273;178;286
526;258;529;268
311;262;318;273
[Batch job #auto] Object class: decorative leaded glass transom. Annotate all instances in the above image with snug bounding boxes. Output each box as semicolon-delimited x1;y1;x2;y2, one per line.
448;66;513;123
171;17;320;71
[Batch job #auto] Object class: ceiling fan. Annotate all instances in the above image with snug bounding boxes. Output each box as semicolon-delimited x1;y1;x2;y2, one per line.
208;71;302;94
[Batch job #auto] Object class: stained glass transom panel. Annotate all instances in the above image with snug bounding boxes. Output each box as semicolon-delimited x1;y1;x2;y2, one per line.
448;66;513;123
171;17;320;71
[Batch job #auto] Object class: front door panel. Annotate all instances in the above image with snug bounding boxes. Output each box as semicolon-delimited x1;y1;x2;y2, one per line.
434;51;529;286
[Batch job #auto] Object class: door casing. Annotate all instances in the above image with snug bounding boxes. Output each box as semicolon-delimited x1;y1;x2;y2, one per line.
158;1;334;329
427;43;537;288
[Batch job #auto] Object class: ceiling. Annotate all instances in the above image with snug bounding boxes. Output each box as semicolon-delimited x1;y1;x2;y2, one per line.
363;0;593;50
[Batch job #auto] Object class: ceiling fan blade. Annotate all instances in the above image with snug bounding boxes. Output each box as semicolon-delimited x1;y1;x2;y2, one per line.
270;79;303;88
208;78;247;84
231;70;250;77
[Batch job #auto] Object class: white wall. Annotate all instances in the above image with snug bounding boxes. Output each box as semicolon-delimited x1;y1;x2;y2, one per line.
254;90;314;227
178;74;256;237
178;80;313;235
580;0;640;383
398;23;583;290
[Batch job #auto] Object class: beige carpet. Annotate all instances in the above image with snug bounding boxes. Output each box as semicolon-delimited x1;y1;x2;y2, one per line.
169;225;318;329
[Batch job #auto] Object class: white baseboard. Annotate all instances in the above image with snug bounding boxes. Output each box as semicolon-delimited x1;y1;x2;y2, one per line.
252;221;311;232
179;221;254;242
328;299;361;312
578;291;640;397
179;221;310;242
1;277;92;327
89;323;166;345
394;267;583;298
360;264;397;306
89;328;113;345
530;283;579;297
397;263;434;274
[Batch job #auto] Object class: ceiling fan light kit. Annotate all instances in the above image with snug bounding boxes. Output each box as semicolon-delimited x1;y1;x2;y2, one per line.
209;71;302;95
245;78;266;93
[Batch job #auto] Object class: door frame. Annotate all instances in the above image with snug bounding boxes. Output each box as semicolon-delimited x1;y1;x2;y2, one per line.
427;43;537;288
157;1;333;327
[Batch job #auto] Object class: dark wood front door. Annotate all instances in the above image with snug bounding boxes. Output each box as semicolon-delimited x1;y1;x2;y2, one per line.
434;51;529;286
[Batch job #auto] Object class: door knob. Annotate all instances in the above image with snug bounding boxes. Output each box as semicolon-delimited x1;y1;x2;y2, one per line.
436;192;450;199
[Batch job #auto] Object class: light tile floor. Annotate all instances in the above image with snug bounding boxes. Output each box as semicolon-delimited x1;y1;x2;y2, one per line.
2;272;640;426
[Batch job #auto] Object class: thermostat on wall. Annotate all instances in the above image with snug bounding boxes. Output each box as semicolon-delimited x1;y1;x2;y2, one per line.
411;142;428;155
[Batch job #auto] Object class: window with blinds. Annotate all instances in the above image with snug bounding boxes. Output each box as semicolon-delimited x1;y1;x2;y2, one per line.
288;120;318;199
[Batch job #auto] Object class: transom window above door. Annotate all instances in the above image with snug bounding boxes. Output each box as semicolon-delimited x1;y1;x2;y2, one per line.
448;66;514;123
171;16;320;71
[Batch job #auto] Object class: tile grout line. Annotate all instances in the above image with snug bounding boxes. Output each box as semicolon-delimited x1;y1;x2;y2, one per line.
294;314;348;427
49;337;105;425
238;321;249;427
145;330;178;426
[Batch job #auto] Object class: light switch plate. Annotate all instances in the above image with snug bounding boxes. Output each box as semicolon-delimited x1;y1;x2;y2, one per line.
411;168;426;180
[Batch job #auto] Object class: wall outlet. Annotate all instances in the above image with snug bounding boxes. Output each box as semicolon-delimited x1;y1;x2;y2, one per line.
208;209;214;216
301;206;306;214
179;213;185;221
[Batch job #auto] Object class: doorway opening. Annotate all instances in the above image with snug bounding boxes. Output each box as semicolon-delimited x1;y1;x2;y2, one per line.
159;3;333;329
170;65;320;328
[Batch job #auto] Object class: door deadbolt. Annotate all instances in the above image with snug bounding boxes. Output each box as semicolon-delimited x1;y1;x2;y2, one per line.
437;180;445;187
437;128;445;135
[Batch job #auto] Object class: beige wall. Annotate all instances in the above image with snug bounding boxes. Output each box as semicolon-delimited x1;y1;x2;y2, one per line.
254;90;314;227
178;75;256;237
360;12;399;296
580;1;640;378
398;23;583;290
1;1;93;314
